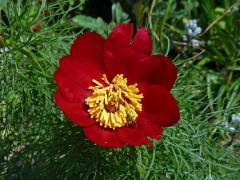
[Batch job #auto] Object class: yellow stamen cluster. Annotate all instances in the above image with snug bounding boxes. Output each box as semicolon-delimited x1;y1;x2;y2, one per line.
85;74;143;129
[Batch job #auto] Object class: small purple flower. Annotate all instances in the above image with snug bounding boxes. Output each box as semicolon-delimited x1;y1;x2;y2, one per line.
183;19;202;47
186;19;202;36
192;27;202;36
229;127;236;132
191;39;200;47
232;114;240;123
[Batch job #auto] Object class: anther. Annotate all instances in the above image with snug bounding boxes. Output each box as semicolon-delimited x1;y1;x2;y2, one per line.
85;74;143;129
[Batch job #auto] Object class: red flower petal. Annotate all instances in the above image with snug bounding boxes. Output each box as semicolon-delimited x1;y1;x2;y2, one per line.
104;24;152;83
142;85;180;127
137;114;163;140
71;32;105;66
59;55;103;84
117;126;152;146
54;91;96;126
54;55;103;102
104;24;176;89
54;68;92;103
132;27;152;56
103;47;151;84
83;125;125;147
108;24;133;47
143;55;177;90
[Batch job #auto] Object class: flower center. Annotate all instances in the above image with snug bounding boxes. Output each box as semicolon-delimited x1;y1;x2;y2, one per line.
85;74;143;129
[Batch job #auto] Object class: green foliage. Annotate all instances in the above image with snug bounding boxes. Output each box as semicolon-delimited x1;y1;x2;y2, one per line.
72;2;129;37
112;2;129;24
73;15;108;37
0;0;240;179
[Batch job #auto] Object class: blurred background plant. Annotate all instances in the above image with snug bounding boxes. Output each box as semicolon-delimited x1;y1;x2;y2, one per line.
0;0;240;179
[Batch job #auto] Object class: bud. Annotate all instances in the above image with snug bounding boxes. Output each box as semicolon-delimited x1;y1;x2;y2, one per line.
30;23;41;32
44;10;50;17
0;33;4;48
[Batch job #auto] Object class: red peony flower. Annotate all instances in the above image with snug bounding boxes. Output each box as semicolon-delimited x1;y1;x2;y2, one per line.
54;24;180;147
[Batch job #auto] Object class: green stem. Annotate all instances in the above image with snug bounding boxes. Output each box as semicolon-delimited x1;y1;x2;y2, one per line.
20;47;45;74
145;146;156;179
160;0;172;51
